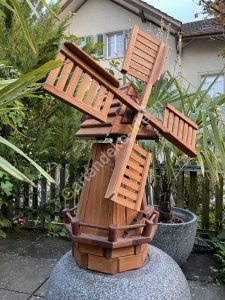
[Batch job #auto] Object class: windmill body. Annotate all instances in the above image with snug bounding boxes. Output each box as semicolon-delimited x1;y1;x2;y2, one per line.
43;25;198;274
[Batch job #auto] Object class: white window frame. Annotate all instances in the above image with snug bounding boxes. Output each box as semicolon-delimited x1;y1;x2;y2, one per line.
107;32;124;58
200;72;224;97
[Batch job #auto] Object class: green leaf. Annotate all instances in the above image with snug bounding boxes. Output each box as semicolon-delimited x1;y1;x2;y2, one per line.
10;0;36;53
40;0;59;20
0;156;36;186
0;137;55;183
0;60;62;108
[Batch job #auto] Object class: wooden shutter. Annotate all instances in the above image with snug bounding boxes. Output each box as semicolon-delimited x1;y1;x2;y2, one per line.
107;143;152;211
96;34;104;58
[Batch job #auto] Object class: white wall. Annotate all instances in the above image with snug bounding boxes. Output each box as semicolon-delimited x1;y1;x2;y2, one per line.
60;0;178;79
181;38;225;92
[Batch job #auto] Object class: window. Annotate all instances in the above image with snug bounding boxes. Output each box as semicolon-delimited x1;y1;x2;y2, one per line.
79;35;93;48
107;33;124;57
201;74;224;97
96;34;104;57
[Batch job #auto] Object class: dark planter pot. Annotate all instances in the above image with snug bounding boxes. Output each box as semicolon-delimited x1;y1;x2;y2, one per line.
150;207;197;266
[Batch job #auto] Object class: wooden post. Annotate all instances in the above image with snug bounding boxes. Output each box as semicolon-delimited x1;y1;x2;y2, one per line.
189;171;197;213
60;163;66;209
32;184;38;210
176;171;184;208
201;175;209;230
215;175;223;232
108;224;118;242
41;177;47;228
71;217;81;236
142;220;153;237
50;169;56;200
62;209;70;223
50;168;56;221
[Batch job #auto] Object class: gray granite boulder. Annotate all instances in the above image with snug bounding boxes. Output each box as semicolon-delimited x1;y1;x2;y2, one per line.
45;245;191;300
150;207;197;266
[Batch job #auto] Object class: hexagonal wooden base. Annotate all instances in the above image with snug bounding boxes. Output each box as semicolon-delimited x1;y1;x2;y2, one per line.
72;242;148;275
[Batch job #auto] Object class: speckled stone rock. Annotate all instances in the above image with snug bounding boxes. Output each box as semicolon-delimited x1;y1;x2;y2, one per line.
150;207;197;266
45;245;191;300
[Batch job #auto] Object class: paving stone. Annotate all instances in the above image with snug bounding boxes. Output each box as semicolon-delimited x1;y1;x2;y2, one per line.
0;252;56;295
188;280;225;300
0;289;30;300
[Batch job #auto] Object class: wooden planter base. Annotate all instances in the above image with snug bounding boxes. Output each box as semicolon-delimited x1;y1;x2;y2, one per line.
62;143;158;274
72;242;148;274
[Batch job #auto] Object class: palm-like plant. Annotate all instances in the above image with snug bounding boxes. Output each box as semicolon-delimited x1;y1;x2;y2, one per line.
0;59;62;184
139;71;225;222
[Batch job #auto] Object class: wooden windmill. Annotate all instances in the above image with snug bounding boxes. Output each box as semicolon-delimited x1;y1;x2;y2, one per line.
43;25;198;274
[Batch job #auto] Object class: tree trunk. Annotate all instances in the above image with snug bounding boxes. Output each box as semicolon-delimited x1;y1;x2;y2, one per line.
158;177;173;223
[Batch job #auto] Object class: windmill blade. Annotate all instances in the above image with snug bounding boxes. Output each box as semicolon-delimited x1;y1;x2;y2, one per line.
105;26;169;210
43;43;139;123
143;104;198;158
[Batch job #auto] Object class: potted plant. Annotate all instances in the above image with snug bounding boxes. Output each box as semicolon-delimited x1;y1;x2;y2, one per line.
138;71;225;265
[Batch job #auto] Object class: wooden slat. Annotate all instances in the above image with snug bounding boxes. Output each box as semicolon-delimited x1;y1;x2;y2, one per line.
65;66;83;96
127;160;143;174
55;60;73;90
134;41;157;59
143;111;197;157
138;29;160;46
182;123;189;143
43;83;108;123
163;108;169;127
131;53;154;68
132;143;147;157
136;34;159;52
118;186;137;201
127;68;148;82
101;91;115;116
75;73;91;101
84;79;99;106
173;115;179;136
130;61;151;76
165;104;198;129
121;25;139;73
168;112;174;131
121;177;140;191
124;168;141;182
105;113;143;201
130;150;145;166
118;253;142;272
178;119;184;139
76;126;112;138
191;128;197;148
114;195;136;210
80;116;115;128
148;43;169;86
132;48;155;64
161;131;197;158
186;126;193;146
88;254;118;274
134;152;151;210
65;42;120;88
45;52;65;85
93;85;107;110
61;46;140;113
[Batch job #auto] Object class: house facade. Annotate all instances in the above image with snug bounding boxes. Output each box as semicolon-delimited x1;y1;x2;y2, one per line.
59;0;225;94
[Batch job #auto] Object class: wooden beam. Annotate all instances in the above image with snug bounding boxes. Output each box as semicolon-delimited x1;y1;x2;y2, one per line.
139;9;146;23
117;0;181;30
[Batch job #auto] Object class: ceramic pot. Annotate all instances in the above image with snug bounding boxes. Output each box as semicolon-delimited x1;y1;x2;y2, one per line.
150;207;197;266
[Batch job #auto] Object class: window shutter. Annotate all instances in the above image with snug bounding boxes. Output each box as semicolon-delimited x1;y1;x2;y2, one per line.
96;33;105;58
85;35;93;43
123;29;131;39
